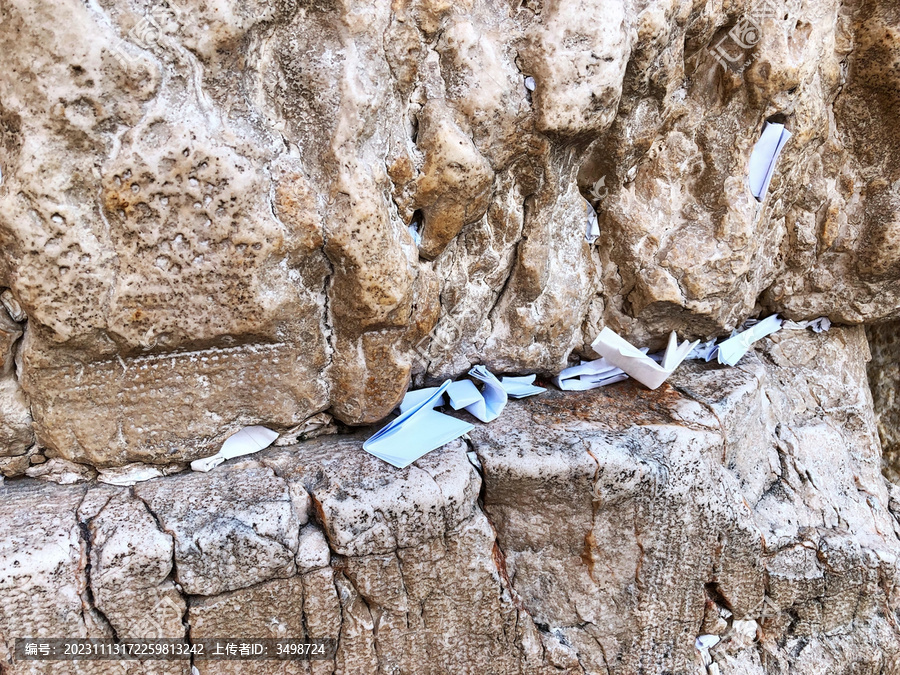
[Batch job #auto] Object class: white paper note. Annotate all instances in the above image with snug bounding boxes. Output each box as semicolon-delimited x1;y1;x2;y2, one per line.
408;220;422;246
364;380;473;469
553;356;632;390
191;425;279;472
399;386;441;414
782;317;831;333
748;122;791;201
715;314;783;366
592;328;699;390
695;635;721;651
585;199;600;243
687;339;719;362
446;379;484;409
464;365;509;422
500;374;546;398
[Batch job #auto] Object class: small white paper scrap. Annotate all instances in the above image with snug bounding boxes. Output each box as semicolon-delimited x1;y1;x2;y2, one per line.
782;317;831;333
748;122;791;201
364;380;473;469
500;374;546;398
465;365;509;422
408;222;422;246
687;339;719;362
553;356;632;391
191;426;279;473
98;462;182;486
446;379;486;409
715;314;783;366
592;328;699;390
695;635;721;651
585;199;600;244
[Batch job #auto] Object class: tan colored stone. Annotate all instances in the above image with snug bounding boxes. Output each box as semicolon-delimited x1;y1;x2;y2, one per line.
88;492;186;640
866;320;900;482
134;463;301;595
414;100;494;260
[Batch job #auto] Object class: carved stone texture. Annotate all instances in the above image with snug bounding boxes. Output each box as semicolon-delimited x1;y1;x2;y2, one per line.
133;463;303;596
866;321;900;483
2;0;900;467
0;328;897;674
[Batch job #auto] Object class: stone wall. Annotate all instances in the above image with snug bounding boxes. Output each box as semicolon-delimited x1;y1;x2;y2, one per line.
1;329;898;674
0;0;899;466
1;0;900;673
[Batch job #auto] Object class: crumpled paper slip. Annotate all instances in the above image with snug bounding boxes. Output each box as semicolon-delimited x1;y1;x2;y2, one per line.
408;222;422;246
364;380;473;469
464;365;509;422
191;425;279;472
273;413;336;446
584;199;600;243
553;356;632;390
592;328;699;390
782;317;831;333
749;121;791;201
687;338;719;362
500;374;546;398
400;369;544;417
695;634;721;672
715;314;783;366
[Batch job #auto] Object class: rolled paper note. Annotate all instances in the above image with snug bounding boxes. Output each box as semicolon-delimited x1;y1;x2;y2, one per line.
748;122;791;201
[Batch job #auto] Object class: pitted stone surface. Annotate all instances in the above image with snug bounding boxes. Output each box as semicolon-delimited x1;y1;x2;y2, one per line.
2;0;900;465
134;463;300;596
0;329;897;674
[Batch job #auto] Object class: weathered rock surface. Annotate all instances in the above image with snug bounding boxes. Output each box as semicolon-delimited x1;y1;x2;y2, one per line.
1;0;900;464
867;321;900;483
1;0;900;672
0;328;897;674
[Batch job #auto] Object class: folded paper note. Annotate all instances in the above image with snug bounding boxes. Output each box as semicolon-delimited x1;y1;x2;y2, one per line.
592;328;699;390
408;222;422;246
585;199;600;243
748;122;791;201
446;379;484;409
695;635;721;651
464;365;509;422
500;374;546;398
715;314;783;366
364;380;473;469
399;386;441;414
553;356;631;390
782;317;831;333
687;338;719;362
191;425;279;472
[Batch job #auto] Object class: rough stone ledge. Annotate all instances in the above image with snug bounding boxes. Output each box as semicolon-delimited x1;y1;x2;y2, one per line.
0;328;898;674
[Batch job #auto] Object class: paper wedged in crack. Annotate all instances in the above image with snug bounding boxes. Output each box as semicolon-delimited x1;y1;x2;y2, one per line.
364;381;473;469
1;0;900;473
592;328;698;389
